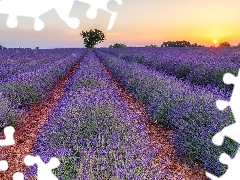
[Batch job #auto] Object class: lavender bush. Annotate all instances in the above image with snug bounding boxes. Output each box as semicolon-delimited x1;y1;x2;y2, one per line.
0;49;86;129
0;92;23;128
26;50;166;179
99;47;240;92
95;50;239;176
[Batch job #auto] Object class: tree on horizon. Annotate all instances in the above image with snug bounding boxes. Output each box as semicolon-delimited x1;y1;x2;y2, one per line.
80;29;106;49
109;43;127;48
219;42;231;47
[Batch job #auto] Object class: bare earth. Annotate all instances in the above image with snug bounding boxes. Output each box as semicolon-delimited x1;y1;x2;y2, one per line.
97;54;207;180
0;52;207;179
0;59;83;180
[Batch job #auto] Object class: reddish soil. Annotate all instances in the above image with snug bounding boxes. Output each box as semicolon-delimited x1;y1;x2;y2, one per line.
0;59;83;180
0;51;208;179
96;53;207;180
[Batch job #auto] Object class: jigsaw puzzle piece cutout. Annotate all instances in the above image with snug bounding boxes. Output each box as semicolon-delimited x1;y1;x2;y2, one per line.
53;0;80;29
0;160;8;171
0;126;15;146
212;70;240;146
0;0;122;30
223;72;237;85
107;0;123;15
24;155;60;180
220;70;240;120
216;100;229;111
212;123;240;147
13;172;24;180
206;148;240;180
0;0;80;30
0;0;56;31
0;0;55;31
34;18;45;31
208;70;240;179
6;15;18;28
76;0;123;30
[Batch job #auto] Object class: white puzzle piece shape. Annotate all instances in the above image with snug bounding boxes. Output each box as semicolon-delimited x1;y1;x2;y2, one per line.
76;0;123;30
212;70;240;146
207;69;240;179
206;148;240;180
0;160;8;171
24;155;60;180
0;0;57;31
13;172;24;180
0;0;123;31
0;126;15;146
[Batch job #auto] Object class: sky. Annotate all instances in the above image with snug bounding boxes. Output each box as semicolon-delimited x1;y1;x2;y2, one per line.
0;0;240;48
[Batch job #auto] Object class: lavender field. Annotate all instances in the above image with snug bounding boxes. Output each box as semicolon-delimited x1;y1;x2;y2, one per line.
95;48;239;176
26;51;160;179
0;47;239;179
0;48;86;129
99;47;240;92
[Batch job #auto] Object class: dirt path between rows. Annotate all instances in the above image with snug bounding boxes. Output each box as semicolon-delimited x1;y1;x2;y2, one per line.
0;58;83;179
96;52;207;180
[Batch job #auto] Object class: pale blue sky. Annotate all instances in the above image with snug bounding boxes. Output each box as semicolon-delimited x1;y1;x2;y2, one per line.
0;0;240;48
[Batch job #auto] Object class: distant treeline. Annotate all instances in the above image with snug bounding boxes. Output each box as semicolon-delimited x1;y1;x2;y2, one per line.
109;41;240;48
0;45;40;50
0;45;7;49
109;43;127;48
161;40;205;47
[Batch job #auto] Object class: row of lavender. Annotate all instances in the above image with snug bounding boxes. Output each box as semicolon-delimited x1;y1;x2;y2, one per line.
26;50;166;179
99;47;240;92
0;48;63;66
0;48;82;80
95;50;239;177
0;49;87;130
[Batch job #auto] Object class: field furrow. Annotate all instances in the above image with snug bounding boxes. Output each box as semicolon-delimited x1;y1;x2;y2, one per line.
0;52;85;179
96;52;207;179
26;50;169;179
99;47;239;93
0;49;86;129
0;46;238;179
95;49;239;177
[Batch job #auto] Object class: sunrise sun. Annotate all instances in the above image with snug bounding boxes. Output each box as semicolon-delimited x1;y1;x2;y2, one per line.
213;40;218;44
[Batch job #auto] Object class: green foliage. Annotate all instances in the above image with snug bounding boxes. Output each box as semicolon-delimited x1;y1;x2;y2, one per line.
109;43;126;48
136;57;143;63
49;102;148;179
191;43;198;47
154;101;171;129
176;64;191;79
146;59;155;66
145;44;157;47
161;40;191;47
80;29;106;49
70;77;108;89
161;40;204;47
53;156;80;179
222;137;239;157
219;42;231;47
1;81;42;108
129;77;140;91
0;98;19;129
